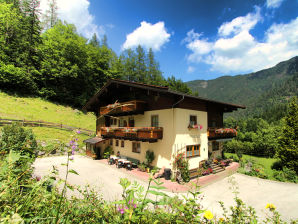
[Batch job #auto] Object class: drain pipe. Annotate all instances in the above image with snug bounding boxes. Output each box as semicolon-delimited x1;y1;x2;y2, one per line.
172;95;185;108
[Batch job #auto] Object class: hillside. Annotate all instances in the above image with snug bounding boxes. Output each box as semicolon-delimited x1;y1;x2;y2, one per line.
187;56;298;120
0;91;96;144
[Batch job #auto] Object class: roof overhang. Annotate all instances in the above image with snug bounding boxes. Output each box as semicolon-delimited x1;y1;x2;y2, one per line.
83;137;105;144
82;79;246;113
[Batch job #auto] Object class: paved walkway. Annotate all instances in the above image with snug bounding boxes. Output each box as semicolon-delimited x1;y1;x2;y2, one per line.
33;155;298;222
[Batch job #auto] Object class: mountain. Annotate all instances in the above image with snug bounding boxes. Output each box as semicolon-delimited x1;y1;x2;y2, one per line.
186;56;298;121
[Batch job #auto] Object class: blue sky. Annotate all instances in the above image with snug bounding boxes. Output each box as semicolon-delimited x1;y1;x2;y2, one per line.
39;0;298;81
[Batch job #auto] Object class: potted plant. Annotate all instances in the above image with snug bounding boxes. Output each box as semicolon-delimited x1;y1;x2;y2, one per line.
145;150;155;169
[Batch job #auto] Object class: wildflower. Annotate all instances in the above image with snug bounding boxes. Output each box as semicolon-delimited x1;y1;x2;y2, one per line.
118;207;125;214
219;217;225;222
70;156;74;161
76;130;81;134
72;145;76;150
72;149;75;155
203;210;214;220
265;203;276;211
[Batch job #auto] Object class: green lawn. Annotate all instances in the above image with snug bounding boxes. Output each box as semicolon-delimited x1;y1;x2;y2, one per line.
224;152;277;178
0;91;95;147
0;91;95;130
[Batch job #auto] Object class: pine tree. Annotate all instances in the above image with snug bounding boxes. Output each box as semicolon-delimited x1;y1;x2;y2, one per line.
135;45;146;82
42;0;58;29
277;97;298;173
147;48;164;85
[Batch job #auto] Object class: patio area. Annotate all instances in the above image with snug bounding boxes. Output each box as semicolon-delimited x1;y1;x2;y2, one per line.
98;158;240;192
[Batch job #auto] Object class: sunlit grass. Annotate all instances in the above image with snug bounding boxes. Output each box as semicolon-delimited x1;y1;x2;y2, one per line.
224;152;277;178
0;91;95;130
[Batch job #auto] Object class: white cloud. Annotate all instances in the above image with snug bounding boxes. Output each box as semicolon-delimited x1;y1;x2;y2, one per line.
187;66;195;73
218;7;261;36
184;8;298;74
266;0;285;8
39;0;103;39
122;21;171;51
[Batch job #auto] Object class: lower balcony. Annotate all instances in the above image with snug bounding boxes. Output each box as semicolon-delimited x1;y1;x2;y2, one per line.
99;127;163;143
208;127;237;140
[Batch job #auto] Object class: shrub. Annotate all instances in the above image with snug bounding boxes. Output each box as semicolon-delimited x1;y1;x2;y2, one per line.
273;167;298;183
145;150;155;168
0;123;38;158
173;153;190;182
103;146;113;158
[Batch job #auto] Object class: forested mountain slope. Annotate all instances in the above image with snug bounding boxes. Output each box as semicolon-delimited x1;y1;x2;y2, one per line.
187;56;298;120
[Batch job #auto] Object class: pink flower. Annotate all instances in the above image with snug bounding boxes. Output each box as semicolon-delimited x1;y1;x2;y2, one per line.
76;130;81;134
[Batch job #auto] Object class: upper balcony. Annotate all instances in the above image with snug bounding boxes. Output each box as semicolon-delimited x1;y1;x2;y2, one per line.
207;127;237;140
99;127;163;143
99;100;146;116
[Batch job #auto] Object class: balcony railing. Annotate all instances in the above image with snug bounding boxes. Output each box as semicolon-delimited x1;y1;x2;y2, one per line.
99;100;146;116
99;127;163;142
207;127;237;139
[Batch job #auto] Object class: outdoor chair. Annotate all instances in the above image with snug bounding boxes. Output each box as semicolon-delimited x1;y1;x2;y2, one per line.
108;158;115;165
117;161;124;168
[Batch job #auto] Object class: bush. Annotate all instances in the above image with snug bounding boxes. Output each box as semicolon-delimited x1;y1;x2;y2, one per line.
145;150;155;168
103;146;113;158
0;123;38;158
173;153;190;183
273;167;298;183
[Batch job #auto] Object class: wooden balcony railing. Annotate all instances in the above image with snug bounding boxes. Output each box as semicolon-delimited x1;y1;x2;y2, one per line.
207;127;237;140
99;100;146;116
99;127;163;142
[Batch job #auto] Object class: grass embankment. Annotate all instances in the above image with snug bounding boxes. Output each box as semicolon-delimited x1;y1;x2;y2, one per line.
224;152;277;179
0;91;96;145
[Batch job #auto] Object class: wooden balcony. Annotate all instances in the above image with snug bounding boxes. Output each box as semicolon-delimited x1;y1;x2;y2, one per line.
99;127;163;142
99;100;146;116
208;127;237;140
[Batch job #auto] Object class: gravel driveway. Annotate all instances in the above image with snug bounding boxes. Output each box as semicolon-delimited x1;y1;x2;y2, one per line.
33;155;298;222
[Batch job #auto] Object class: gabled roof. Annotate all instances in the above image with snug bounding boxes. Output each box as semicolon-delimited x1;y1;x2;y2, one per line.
83;79;246;112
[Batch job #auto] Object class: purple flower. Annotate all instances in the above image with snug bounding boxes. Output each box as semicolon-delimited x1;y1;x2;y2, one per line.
118;207;124;214
70;156;74;161
72;145;76;150
72;149;75;155
69;140;74;145
133;204;137;209
76;130;81;134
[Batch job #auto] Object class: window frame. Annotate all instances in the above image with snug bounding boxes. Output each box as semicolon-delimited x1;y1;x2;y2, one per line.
151;115;159;127
132;142;141;153
115;139;119;147
186;144;200;158
121;140;124;148
189;115;197;126
109;139;113;146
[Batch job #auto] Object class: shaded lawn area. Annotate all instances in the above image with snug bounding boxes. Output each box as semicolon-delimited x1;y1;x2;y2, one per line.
224;152;277;179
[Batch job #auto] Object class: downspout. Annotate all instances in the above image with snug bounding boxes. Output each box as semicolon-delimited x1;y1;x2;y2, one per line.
171;95;185;166
171;95;185;108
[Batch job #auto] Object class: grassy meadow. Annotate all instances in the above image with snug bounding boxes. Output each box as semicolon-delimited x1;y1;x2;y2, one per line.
0;91;95;130
0;91;95;146
224;152;277;179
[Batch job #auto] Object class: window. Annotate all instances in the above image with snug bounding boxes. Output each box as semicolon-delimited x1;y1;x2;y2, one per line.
121;140;124;148
151;115;159;127
186;144;200;158
190;115;197;126
212;141;219;151
109;139;113;146
129;117;135;127
111;118;117;125
132;142;141;153
116;139;119;146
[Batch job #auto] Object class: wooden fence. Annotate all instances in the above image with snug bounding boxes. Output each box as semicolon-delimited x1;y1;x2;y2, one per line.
0;118;94;136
